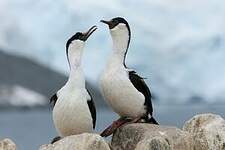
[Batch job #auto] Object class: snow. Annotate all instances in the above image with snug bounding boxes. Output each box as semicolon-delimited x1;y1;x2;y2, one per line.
0;85;47;106
0;0;225;103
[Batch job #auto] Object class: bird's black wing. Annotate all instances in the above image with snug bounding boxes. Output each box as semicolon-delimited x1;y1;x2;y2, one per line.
128;70;153;116
87;89;96;129
50;93;58;107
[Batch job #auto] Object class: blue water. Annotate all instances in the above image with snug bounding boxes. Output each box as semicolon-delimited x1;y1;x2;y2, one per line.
0;105;225;150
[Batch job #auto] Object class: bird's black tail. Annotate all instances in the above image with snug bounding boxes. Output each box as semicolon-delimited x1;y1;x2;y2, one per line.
51;136;61;144
147;117;159;125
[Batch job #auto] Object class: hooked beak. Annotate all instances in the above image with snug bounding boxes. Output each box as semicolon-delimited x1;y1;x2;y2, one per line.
81;25;97;41
100;20;114;29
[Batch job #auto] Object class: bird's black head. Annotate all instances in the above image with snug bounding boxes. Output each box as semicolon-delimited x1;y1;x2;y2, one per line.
100;17;131;45
66;26;97;50
100;17;131;68
100;17;130;30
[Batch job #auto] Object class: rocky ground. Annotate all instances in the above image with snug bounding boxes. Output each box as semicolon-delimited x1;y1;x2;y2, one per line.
0;138;16;150
111;113;225;150
1;113;225;150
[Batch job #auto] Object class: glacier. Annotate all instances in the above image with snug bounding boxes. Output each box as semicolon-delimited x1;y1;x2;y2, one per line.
0;0;225;104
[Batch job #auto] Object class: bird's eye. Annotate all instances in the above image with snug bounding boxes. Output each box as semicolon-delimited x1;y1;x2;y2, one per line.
77;33;83;39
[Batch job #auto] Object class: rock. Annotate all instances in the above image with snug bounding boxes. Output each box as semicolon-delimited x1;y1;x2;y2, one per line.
39;133;110;150
0;138;16;150
135;137;171;150
111;123;193;150
183;113;225;150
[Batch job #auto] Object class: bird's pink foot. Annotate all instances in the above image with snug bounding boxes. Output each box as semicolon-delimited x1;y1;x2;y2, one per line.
100;117;132;137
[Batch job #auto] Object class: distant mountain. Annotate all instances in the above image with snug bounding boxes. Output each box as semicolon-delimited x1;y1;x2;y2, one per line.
0;50;106;108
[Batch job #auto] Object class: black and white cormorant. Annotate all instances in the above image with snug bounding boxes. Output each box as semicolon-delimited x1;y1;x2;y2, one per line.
100;17;158;137
50;26;97;143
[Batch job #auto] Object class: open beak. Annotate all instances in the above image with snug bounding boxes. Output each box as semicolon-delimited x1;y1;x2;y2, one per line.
82;25;97;41
100;20;114;29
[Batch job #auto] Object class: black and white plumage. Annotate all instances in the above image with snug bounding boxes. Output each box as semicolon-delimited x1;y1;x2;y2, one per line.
100;17;158;124
87;89;96;128
50;26;97;137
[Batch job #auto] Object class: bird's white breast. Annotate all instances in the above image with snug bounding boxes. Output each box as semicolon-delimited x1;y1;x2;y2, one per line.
53;85;93;137
100;63;146;118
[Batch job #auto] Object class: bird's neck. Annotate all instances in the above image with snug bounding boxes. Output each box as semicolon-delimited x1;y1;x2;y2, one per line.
68;66;85;89
110;31;130;67
67;44;85;88
68;49;84;70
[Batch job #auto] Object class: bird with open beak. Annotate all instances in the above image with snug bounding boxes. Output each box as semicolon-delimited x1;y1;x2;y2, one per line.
50;25;97;143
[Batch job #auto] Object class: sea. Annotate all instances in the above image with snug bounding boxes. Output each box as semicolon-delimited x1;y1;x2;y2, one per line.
0;104;225;150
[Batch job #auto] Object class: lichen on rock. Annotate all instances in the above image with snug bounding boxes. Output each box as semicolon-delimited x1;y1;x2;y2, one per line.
183;113;225;150
111;123;194;150
0;138;16;150
39;133;110;150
